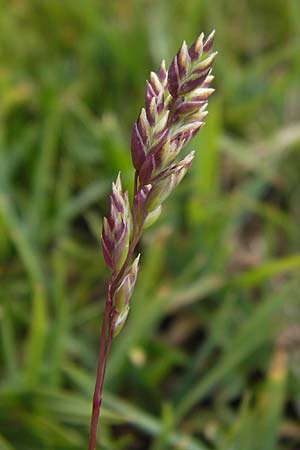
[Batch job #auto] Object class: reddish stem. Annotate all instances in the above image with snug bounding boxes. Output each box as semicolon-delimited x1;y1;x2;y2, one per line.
97;308;116;406
88;284;112;450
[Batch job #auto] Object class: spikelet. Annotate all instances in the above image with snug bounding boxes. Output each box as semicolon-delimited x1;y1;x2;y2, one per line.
112;255;140;336
101;174;132;272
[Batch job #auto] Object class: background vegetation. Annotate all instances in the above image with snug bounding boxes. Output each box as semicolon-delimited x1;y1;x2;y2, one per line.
1;0;300;449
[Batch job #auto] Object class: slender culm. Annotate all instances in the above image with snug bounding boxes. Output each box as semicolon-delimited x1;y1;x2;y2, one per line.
88;30;217;450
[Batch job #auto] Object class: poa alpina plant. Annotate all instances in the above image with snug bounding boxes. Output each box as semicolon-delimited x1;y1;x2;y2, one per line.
88;31;217;450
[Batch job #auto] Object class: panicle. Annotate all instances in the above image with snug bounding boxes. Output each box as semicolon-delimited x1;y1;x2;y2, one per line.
103;31;216;338
92;34;218;449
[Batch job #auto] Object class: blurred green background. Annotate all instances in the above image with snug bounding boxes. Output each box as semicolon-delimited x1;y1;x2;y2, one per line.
1;0;300;449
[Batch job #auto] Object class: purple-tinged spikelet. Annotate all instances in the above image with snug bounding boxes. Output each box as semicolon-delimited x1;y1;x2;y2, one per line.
146;151;195;210
112;254;140;336
101;174;132;272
